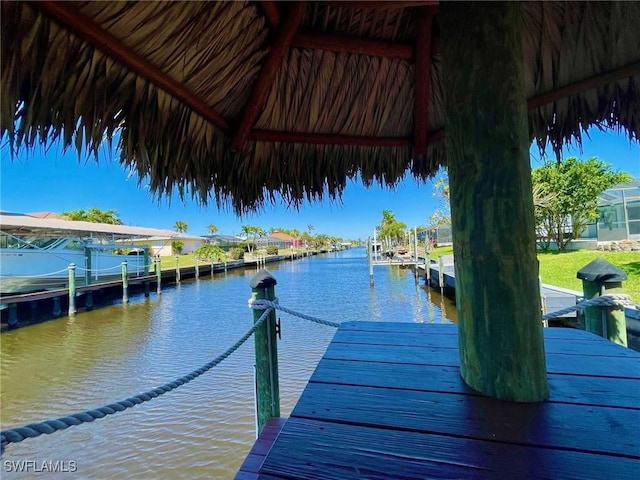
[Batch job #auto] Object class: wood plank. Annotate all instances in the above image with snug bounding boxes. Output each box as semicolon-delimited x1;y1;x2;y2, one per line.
260;418;640;480
331;329;639;357
337;321;457;334
323;342;640;378
311;359;640;409
291;383;640;458
249;130;411;146
235;417;286;478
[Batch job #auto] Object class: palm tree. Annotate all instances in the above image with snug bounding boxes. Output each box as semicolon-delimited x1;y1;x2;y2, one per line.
174;220;188;233
61;208;123;225
207;224;218;235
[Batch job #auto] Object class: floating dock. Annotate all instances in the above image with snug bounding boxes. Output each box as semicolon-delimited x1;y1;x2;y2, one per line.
237;321;640;479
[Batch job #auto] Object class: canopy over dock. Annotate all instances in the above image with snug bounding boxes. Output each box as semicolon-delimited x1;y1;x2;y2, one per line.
2;1;639;402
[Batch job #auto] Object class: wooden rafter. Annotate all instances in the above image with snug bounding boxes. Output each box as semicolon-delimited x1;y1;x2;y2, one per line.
323;1;438;10
33;1;230;133
528;60;640;109
231;2;306;152
259;1;281;29
292;31;413;59
250;130;412;147
414;7;436;155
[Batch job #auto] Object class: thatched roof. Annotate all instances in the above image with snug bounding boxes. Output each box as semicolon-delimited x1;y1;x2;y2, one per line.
2;1;639;213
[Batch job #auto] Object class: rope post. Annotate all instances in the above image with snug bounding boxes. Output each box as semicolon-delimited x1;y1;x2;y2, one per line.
250;269;280;435
175;256;180;282
438;255;444;291
368;238;374;286
155;257;162;295
577;258;628;347
68;263;76;315
195;256;199;279
84;247;92;286
413;227;419;271
121;261;129;304
210;255;214;276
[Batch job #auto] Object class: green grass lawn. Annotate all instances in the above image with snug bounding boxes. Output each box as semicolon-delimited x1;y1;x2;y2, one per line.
538;250;639;302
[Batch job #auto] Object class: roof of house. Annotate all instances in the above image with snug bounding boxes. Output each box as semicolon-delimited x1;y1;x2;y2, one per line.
2;2;638;213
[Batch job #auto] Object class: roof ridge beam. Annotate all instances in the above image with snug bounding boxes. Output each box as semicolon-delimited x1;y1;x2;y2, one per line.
414;6;436;155
231;2;306;152
34;1;229;132
292;31;413;59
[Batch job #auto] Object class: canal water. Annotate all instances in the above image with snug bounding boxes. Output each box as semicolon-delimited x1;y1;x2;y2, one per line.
1;247;455;479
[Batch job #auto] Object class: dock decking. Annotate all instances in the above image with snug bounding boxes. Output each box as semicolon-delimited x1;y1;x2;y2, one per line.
237;322;640;479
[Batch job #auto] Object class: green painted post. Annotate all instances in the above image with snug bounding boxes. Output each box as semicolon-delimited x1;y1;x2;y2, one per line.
143;247;150;276
84;247;92;286
8;304;18;327
577;258;628;346
68;263;77;315
440;2;548;401
250;270;280;435
155;258;162;295
122;260;129;304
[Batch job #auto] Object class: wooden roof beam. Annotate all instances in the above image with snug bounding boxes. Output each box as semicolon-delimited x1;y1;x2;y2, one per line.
414;7;436;155
528;60;640;110
231;2;306;152
259;1;281;29
323;1;438;10
292;31;413;59
250;130;412;147
34;1;230;133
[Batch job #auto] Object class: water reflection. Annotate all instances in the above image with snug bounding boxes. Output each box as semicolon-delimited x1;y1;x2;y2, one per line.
1;248;456;478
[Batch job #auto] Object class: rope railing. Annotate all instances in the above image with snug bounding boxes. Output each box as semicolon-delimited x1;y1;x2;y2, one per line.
0;307;274;455
2;293;633;455
15;268;71;279
249;298;341;328
74;264;126;273
541;293;635;320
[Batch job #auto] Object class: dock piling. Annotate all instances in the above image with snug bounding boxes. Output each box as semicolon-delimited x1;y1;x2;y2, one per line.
68;263;77;315
250;270;280;435
175;256;181;282
155;257;162;295
122;261;129;304
577;258;628;346
195;257;199;279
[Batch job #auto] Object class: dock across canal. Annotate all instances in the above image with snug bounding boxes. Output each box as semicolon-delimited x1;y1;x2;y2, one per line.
237;321;640;479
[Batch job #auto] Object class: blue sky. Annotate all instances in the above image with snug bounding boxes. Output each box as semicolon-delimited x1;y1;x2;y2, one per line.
1;128;638;240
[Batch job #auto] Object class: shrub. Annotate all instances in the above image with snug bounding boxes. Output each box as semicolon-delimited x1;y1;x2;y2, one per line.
266;245;279;255
228;247;245;260
239;241;256;252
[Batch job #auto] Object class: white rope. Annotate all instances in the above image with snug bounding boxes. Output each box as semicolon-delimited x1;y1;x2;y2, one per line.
542;294;635;320
250;295;634;326
17;268;70;278
249;298;341;328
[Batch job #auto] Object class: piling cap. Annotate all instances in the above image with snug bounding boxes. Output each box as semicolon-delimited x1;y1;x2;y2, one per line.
250;269;277;288
576;257;628;283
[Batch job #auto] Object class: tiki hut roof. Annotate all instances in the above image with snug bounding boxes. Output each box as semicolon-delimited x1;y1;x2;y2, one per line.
2;1;639;213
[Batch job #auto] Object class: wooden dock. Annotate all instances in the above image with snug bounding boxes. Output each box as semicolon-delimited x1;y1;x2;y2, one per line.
237;322;640;479
419;256;584;318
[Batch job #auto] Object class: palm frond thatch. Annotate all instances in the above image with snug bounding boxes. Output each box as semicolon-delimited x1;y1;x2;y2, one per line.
1;1;638;213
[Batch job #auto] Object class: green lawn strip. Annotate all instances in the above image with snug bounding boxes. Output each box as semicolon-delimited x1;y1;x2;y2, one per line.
538;250;639;303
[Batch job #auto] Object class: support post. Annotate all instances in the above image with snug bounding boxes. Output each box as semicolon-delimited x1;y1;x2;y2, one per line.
368;238;374;287
8;304;18;328
210;256;215;276
414;227;419;270
84;247;92;286
155;257;162;295
250;270;280;435
122;261;129;304
52;297;62;317
68;263;76;315
195;257;199;279
175;256;180;282
143;247;150;276
85;292;93;311
440;2;548;401
577;258;628;347
438;255;444;290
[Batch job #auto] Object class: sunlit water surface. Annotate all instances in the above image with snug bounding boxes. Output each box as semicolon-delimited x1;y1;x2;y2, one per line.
1;248;455;478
